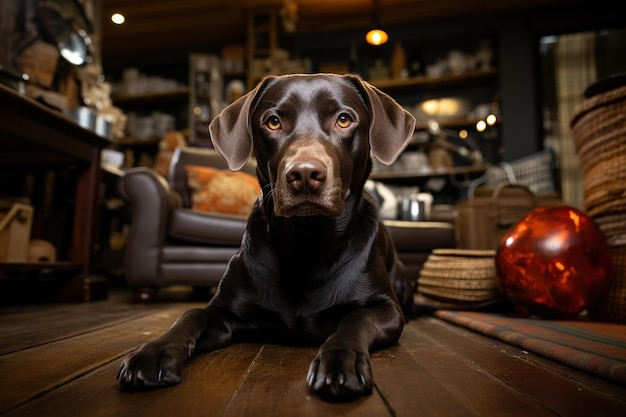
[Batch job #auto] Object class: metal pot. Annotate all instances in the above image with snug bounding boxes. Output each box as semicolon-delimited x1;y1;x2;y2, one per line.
66;107;113;140
398;195;426;221
68;106;96;130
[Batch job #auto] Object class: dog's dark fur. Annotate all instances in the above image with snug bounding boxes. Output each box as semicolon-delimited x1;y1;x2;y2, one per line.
117;73;416;400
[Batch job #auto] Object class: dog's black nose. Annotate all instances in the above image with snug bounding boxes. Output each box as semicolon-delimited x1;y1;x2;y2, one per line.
286;160;327;192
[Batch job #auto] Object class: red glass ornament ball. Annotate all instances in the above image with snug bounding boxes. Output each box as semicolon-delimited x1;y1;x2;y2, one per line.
495;205;612;318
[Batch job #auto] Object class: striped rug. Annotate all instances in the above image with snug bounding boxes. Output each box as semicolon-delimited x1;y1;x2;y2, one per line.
434;310;626;387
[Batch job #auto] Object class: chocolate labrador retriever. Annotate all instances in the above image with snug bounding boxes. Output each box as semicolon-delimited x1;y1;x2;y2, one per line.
117;73;416;400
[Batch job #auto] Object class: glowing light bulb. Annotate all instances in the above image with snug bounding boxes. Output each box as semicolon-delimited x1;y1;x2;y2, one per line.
366;29;388;46
111;13;125;25
476;120;487;132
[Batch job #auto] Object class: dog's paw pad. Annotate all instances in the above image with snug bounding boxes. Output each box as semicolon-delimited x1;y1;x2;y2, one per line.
307;349;373;400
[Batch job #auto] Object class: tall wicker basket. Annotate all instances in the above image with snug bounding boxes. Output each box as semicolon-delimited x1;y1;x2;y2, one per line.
571;77;626;323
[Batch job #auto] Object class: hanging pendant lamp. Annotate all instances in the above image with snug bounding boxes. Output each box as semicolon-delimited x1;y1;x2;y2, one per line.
366;0;388;46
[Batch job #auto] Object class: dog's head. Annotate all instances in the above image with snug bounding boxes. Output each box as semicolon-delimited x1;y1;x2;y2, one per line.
209;73;415;218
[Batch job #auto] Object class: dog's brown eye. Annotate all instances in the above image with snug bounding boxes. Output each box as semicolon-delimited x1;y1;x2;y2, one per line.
266;116;281;130
336;113;352;128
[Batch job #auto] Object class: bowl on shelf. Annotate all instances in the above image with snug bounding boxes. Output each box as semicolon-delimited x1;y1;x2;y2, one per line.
414;97;471;123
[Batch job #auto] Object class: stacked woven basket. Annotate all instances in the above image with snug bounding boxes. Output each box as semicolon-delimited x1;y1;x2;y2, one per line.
417;249;499;308
571;79;626;322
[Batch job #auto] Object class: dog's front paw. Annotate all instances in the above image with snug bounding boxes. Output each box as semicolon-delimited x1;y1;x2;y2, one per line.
117;341;190;390
306;348;372;400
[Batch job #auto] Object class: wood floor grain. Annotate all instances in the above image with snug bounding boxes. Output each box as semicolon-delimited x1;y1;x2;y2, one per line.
1;289;625;417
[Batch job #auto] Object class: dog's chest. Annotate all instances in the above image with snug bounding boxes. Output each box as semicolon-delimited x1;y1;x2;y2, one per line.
263;217;374;300
266;259;372;330
235;210;380;338
244;250;368;337
259;287;364;342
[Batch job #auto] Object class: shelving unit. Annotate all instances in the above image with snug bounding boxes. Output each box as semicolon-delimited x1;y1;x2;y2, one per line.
372;68;498;93
412;116;501;132
365;63;500;203
112;137;161;167
246;8;279;89
109;72;191;167
188;54;223;145
372;69;499;128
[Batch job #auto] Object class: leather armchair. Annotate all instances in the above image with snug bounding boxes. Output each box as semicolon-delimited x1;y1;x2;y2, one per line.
118;147;256;301
118;147;456;301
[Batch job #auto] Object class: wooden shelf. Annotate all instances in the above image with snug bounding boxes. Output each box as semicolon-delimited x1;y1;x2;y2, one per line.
113;137;161;148
371;68;498;93
224;71;246;79
0;261;83;274
416;117;475;131
369;165;486;186
111;88;189;107
414;117;501;131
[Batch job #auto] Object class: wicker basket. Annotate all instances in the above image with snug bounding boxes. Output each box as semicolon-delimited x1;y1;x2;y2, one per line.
588;245;626;322
571;80;626;323
456;183;560;250
417;249;500;307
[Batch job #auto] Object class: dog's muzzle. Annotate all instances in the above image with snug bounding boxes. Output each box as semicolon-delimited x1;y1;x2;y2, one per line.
273;142;345;217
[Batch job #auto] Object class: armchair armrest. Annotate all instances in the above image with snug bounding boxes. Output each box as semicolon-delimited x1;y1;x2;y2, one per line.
118;167;182;285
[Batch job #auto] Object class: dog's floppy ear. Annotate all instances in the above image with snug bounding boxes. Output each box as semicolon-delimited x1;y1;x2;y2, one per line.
346;75;416;165
208;77;273;171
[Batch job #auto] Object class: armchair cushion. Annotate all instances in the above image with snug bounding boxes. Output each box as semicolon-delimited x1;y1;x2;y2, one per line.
185;165;260;216
169;208;248;246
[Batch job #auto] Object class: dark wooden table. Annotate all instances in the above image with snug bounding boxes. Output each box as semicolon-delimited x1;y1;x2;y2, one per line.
0;84;109;302
1;289;625;417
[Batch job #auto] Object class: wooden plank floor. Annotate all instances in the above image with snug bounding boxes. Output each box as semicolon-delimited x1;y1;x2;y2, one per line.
1;287;625;417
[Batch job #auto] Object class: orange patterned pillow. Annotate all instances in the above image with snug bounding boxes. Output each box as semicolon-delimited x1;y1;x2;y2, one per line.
185;165;260;216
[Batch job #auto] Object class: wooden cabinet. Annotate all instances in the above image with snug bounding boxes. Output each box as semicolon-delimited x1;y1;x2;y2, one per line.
0;85;109;302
